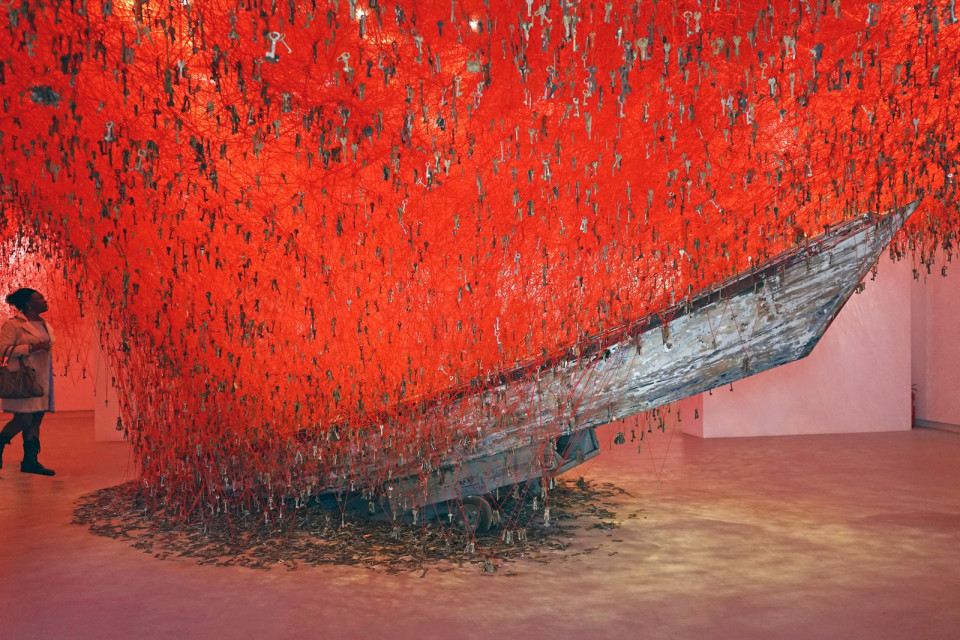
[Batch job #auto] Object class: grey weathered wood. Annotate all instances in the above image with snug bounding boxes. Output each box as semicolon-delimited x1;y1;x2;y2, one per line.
325;203;916;503
469;203;914;435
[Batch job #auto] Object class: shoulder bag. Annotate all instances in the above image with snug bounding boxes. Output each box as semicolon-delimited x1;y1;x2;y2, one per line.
0;344;45;399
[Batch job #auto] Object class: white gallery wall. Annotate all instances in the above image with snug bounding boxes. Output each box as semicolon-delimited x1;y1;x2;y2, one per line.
50;315;123;441
681;253;959;438
911;251;960;427
692;256;913;437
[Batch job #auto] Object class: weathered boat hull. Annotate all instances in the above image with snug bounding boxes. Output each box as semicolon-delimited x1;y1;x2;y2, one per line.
324;203;917;515
465;202;916;441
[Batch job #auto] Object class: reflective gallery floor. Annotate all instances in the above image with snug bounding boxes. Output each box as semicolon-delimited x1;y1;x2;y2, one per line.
2;413;959;640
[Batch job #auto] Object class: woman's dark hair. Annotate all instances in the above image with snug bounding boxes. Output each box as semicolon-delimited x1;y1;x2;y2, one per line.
6;288;38;312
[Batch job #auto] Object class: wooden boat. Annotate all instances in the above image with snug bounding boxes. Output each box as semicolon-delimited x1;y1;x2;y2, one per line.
318;203;917;531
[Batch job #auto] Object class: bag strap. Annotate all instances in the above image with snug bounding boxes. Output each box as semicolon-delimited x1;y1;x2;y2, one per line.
1;344;18;365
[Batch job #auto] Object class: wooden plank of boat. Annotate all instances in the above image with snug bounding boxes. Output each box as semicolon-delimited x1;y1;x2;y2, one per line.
461;202;914;433
325;203;917;506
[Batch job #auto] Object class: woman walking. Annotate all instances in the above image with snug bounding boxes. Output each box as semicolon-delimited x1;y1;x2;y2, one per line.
0;288;56;476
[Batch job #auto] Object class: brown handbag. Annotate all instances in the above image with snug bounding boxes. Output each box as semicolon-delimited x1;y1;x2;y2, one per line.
0;345;45;399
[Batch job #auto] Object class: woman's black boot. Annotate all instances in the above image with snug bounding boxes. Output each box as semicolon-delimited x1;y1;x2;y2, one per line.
20;439;55;476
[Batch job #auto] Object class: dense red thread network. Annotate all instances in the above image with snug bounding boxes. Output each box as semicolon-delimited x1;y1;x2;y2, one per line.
0;0;958;524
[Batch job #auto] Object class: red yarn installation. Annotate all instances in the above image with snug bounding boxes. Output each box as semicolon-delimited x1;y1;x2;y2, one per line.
1;1;958;522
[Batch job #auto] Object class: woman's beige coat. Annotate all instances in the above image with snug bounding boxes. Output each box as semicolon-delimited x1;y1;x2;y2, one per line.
0;314;56;413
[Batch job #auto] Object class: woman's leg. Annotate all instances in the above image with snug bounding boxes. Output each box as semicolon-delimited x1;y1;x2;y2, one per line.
0;412;28;441
21;411;44;442
0;413;29;470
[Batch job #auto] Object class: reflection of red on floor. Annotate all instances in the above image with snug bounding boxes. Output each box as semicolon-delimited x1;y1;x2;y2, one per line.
0;1;957;514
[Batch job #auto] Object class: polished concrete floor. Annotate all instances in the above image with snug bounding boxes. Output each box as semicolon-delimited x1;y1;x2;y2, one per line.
1;414;958;640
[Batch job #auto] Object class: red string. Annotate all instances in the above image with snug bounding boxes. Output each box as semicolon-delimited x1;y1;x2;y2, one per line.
0;0;956;528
